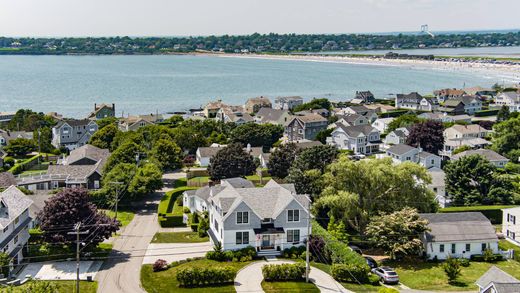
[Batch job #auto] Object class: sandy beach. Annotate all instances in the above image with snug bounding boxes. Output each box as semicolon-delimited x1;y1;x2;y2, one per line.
215;53;520;83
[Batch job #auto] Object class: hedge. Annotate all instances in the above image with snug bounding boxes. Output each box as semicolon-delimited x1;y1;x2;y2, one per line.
186;169;209;179
378;109;409;118
262;263;306;281
331;263;370;283
158;186;197;227
282;246;306;260
439;205;516;224
470;254;503;262
176;266;237;287
8;154;42;175
206;246;256;262
474;109;499;117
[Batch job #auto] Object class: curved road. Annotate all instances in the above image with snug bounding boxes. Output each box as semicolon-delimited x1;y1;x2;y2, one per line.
96;172;183;293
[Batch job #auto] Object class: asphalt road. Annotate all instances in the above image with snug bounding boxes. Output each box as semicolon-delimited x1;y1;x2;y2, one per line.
95;191;163;293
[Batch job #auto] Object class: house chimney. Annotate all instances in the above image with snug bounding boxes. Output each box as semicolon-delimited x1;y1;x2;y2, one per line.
112;103;115;114
246;143;251;153
94;103;97;110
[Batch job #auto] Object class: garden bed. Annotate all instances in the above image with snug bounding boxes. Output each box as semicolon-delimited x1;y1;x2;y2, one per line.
151;232;208;243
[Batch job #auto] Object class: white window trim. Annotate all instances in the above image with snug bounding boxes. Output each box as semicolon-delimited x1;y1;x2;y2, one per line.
236;231;249;245
287;209;300;223
236;211;249;225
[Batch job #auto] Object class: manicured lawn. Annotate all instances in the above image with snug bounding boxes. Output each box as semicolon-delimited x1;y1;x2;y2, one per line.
261;280;319;292
141;259;252;293
388;259;520;291
151;232;208;243
102;209;135;227
158;186;197;227
10;280;97;293
174;177;188;188
187;176;209;186
245;175;272;181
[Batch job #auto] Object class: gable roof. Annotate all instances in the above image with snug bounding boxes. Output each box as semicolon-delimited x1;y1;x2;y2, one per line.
336;124;377;137
434;88;466;97
256;108;290;123
0;186;33;229
337;113;364;124
64;144;110;165
55;119;94;128
449;124;488;134
47;162;102;180
396;92;423;103
451;149;509;162
476;266;520;289
197;146;264;158
294;113;327;123
420;212;497;242
0;173;17;188
387;144;417;156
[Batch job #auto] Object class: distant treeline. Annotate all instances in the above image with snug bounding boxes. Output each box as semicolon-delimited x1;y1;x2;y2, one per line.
1;32;519;55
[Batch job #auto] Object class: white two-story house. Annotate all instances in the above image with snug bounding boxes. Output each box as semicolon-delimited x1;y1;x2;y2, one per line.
0;186;33;266
186;178;311;255
494;92;520;112
327;124;381;155
442;124;491;157
386;144;441;169
502;207;520;245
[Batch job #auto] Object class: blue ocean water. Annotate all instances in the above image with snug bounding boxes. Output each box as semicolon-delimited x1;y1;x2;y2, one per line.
0;55;509;117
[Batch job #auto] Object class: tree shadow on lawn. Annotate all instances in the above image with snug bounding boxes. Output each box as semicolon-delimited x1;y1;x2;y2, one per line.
448;280;469;288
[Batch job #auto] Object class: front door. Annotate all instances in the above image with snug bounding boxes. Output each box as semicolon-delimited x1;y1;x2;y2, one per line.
262;235;273;249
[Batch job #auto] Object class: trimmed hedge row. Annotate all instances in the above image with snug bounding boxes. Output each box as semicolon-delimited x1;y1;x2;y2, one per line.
439;205;515;224
158;186;197;227
470;254;503;262
9;154;42;175
378;109;409;118
282;246;306;260
206;246;256;262
176;266;237;287
331;264;370;283
474;109;499;117
262;263;306;281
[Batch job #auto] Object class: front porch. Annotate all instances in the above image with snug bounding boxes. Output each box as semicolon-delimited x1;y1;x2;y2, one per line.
254;224;285;255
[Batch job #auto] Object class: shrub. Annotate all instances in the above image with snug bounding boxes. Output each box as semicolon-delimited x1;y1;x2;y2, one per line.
153;259;168;272
378;288;400;293
176;266;237;287
197;218;209;237
183;207;190;214
282;246;306;259
474;109;499;117
470;253;503;262
262;263;306;281
206;245;255;262
443;256;461;281
331;264;370;283
459;258;470;267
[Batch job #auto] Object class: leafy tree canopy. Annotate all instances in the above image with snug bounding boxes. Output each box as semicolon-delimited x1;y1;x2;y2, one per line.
406;120;444;155
492;116;520;161
230;123;283;150
267;143;299;179
4;138;36;156
150;138;183;171
292;98;332;112
386;114;422;133
89;123;120;151
208;143;257;180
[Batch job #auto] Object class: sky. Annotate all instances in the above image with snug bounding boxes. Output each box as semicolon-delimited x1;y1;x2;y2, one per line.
1;0;519;37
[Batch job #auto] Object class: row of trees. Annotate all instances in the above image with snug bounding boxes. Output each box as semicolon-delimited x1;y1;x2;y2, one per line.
2;31;519;54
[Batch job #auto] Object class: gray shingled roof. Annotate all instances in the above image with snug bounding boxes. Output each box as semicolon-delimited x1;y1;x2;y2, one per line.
387;144;416;155
222;178;255;188
338;113;364;124
0;186;33;229
256;108;288;123
337;124;377;137
489;283;520;293
198;146;263;158
292;140;323;150
452;149;509;163
64;144;110;165
420;212;497;242
47;164;100;179
0;173;17;188
476;266;520;289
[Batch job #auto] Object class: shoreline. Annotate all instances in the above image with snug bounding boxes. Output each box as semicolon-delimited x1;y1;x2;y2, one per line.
211;53;520;83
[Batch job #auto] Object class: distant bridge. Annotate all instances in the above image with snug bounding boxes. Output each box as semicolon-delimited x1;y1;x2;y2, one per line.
421;25;435;38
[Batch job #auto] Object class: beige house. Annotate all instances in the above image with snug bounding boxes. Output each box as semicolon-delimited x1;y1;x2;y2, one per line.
118;114;163;132
245;96;272;113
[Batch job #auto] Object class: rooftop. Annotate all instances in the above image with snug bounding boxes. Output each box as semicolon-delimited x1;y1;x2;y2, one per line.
420;212;497;243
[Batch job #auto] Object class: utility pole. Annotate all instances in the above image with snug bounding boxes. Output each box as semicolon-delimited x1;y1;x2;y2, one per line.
68;223;89;293
37;128;41;165
108;182;124;219
305;197;311;283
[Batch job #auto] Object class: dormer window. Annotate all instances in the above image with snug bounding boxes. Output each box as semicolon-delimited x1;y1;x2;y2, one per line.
236;211;249;224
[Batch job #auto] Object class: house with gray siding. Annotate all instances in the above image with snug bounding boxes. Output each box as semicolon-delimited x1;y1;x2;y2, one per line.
284;113;328;141
52;119;98;151
327;124;381;155
185;178;311;254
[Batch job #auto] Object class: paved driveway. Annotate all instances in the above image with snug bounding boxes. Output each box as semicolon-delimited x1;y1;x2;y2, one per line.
18;261;102;280
235;260;352;293
142;242;212;264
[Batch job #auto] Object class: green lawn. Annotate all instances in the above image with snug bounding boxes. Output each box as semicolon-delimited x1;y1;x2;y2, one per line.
388;259;520;291
151;232;208;243
141;259;252;293
102;209;135;227
158;186;197;227
187;176;209;186
261;281;319;292
5;280;97;293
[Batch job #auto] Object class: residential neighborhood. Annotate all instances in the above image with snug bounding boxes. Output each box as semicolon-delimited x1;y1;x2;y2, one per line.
0;84;519;293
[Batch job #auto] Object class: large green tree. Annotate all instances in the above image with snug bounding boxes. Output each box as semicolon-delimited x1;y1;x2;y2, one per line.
315;156;437;233
128;163;164;197
150;138;183;171
89;123;120;150
104;141;146;171
4;138;36;156
491;116;520;161
208;143;257;180
6;109;55;131
365;208;429;260
386;114;422;133
445;154;515;205
230;123;283;149
267;143;299;179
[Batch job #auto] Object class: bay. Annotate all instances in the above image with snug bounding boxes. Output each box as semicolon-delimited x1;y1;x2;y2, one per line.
0;55;506;117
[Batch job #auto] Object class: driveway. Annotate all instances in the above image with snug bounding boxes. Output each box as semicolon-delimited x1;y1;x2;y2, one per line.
18;261;102;280
142;242;212;264
235;260;352;293
95;190;165;293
